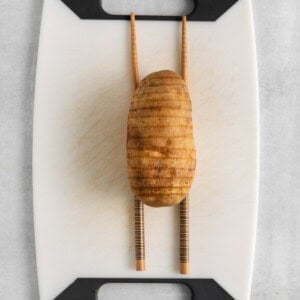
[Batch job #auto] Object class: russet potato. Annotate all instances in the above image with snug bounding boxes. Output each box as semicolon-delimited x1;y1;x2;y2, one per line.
127;70;196;207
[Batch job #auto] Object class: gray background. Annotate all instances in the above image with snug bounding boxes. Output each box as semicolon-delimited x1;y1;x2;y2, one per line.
0;0;299;299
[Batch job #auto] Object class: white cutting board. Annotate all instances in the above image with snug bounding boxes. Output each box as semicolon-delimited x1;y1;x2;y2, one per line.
33;0;259;299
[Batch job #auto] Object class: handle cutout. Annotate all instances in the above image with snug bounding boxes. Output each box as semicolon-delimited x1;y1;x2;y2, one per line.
97;283;192;300
101;0;195;16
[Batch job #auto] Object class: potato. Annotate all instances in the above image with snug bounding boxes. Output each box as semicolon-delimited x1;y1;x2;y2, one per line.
127;70;196;207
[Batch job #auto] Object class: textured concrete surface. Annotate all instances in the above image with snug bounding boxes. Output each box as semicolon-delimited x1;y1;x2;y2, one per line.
0;0;299;299
0;1;42;299
251;1;300;299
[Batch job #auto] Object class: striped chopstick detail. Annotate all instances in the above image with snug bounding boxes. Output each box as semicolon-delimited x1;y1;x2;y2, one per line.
180;195;189;274
134;197;145;270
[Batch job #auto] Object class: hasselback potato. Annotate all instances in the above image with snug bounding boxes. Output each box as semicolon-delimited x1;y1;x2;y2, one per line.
127;69;196;207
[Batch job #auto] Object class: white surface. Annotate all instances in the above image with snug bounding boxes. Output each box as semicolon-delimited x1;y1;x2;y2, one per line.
0;1;299;300
33;0;258;299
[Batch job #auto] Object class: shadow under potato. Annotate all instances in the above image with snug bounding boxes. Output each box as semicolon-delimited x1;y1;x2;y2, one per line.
68;76;135;267
73;77;131;198
68;75;182;271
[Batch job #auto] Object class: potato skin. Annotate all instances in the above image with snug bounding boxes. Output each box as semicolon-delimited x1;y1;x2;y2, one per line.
127;70;196;207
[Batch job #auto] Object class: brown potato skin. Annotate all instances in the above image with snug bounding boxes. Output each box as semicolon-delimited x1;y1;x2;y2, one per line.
127;70;196;207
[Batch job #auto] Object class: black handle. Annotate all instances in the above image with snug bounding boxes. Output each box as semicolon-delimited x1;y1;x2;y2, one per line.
55;278;234;300
61;0;239;21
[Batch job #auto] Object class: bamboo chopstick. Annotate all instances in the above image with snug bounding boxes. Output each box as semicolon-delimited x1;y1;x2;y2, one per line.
130;13;145;271
180;16;190;274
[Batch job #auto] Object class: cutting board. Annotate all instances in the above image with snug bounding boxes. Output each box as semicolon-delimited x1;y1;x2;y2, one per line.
33;0;259;299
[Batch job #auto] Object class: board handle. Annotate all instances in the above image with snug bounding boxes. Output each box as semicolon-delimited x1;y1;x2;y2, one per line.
55;278;234;299
61;0;239;21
